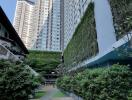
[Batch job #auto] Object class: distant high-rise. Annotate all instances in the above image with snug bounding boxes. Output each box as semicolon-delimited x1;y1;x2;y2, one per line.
14;0;62;51
33;0;61;51
13;0;35;49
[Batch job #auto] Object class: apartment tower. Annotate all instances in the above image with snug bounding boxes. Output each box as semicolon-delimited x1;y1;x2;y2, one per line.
13;0;35;49
14;0;62;51
33;0;61;51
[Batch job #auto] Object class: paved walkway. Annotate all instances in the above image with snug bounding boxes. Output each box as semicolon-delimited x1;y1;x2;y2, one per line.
40;85;74;100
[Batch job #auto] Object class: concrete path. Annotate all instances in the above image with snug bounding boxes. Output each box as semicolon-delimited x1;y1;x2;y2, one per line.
40;85;74;100
53;98;74;100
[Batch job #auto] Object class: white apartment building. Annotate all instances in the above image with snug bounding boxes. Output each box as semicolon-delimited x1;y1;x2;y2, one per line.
13;0;35;49
14;0;61;51
33;0;61;51
64;0;91;49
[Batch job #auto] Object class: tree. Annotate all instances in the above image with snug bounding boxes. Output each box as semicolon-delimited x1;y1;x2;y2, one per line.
0;60;40;100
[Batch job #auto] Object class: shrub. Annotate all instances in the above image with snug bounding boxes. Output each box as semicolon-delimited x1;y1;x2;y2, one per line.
56;64;132;100
0;60;40;100
25;50;61;76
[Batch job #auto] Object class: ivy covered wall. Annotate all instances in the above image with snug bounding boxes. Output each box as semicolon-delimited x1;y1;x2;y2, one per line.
64;3;98;68
109;0;132;39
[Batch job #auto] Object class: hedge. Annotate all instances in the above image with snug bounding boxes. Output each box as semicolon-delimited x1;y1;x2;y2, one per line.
109;0;132;39
64;3;98;69
25;50;61;76
27;50;61;61
56;64;132;100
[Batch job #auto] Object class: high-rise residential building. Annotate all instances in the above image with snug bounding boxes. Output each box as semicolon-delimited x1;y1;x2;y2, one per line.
14;0;62;51
33;0;61;51
13;0;35;49
60;0;64;51
64;0;91;49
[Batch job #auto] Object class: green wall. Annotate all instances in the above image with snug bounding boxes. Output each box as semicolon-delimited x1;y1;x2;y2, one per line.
27;50;61;61
25;50;61;75
109;0;132;39
64;3;98;68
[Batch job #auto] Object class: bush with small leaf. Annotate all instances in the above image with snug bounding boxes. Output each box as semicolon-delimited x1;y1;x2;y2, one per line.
56;64;132;100
0;60;40;100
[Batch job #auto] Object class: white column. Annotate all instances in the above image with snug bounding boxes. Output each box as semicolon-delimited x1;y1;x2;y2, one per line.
94;0;116;54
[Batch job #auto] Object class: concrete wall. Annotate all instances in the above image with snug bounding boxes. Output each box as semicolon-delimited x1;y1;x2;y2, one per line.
94;0;116;54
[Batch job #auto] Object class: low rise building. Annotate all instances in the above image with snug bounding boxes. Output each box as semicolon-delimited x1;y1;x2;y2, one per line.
0;6;29;62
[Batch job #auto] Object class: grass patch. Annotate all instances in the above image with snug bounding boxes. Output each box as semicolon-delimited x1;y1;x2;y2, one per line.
53;91;65;97
34;91;46;99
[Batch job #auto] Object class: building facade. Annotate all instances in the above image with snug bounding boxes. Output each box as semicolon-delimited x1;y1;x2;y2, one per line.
63;0;132;71
33;0;61;51
64;0;91;49
0;7;28;62
13;0;35;49
14;0;91;51
60;0;64;51
14;0;62;51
